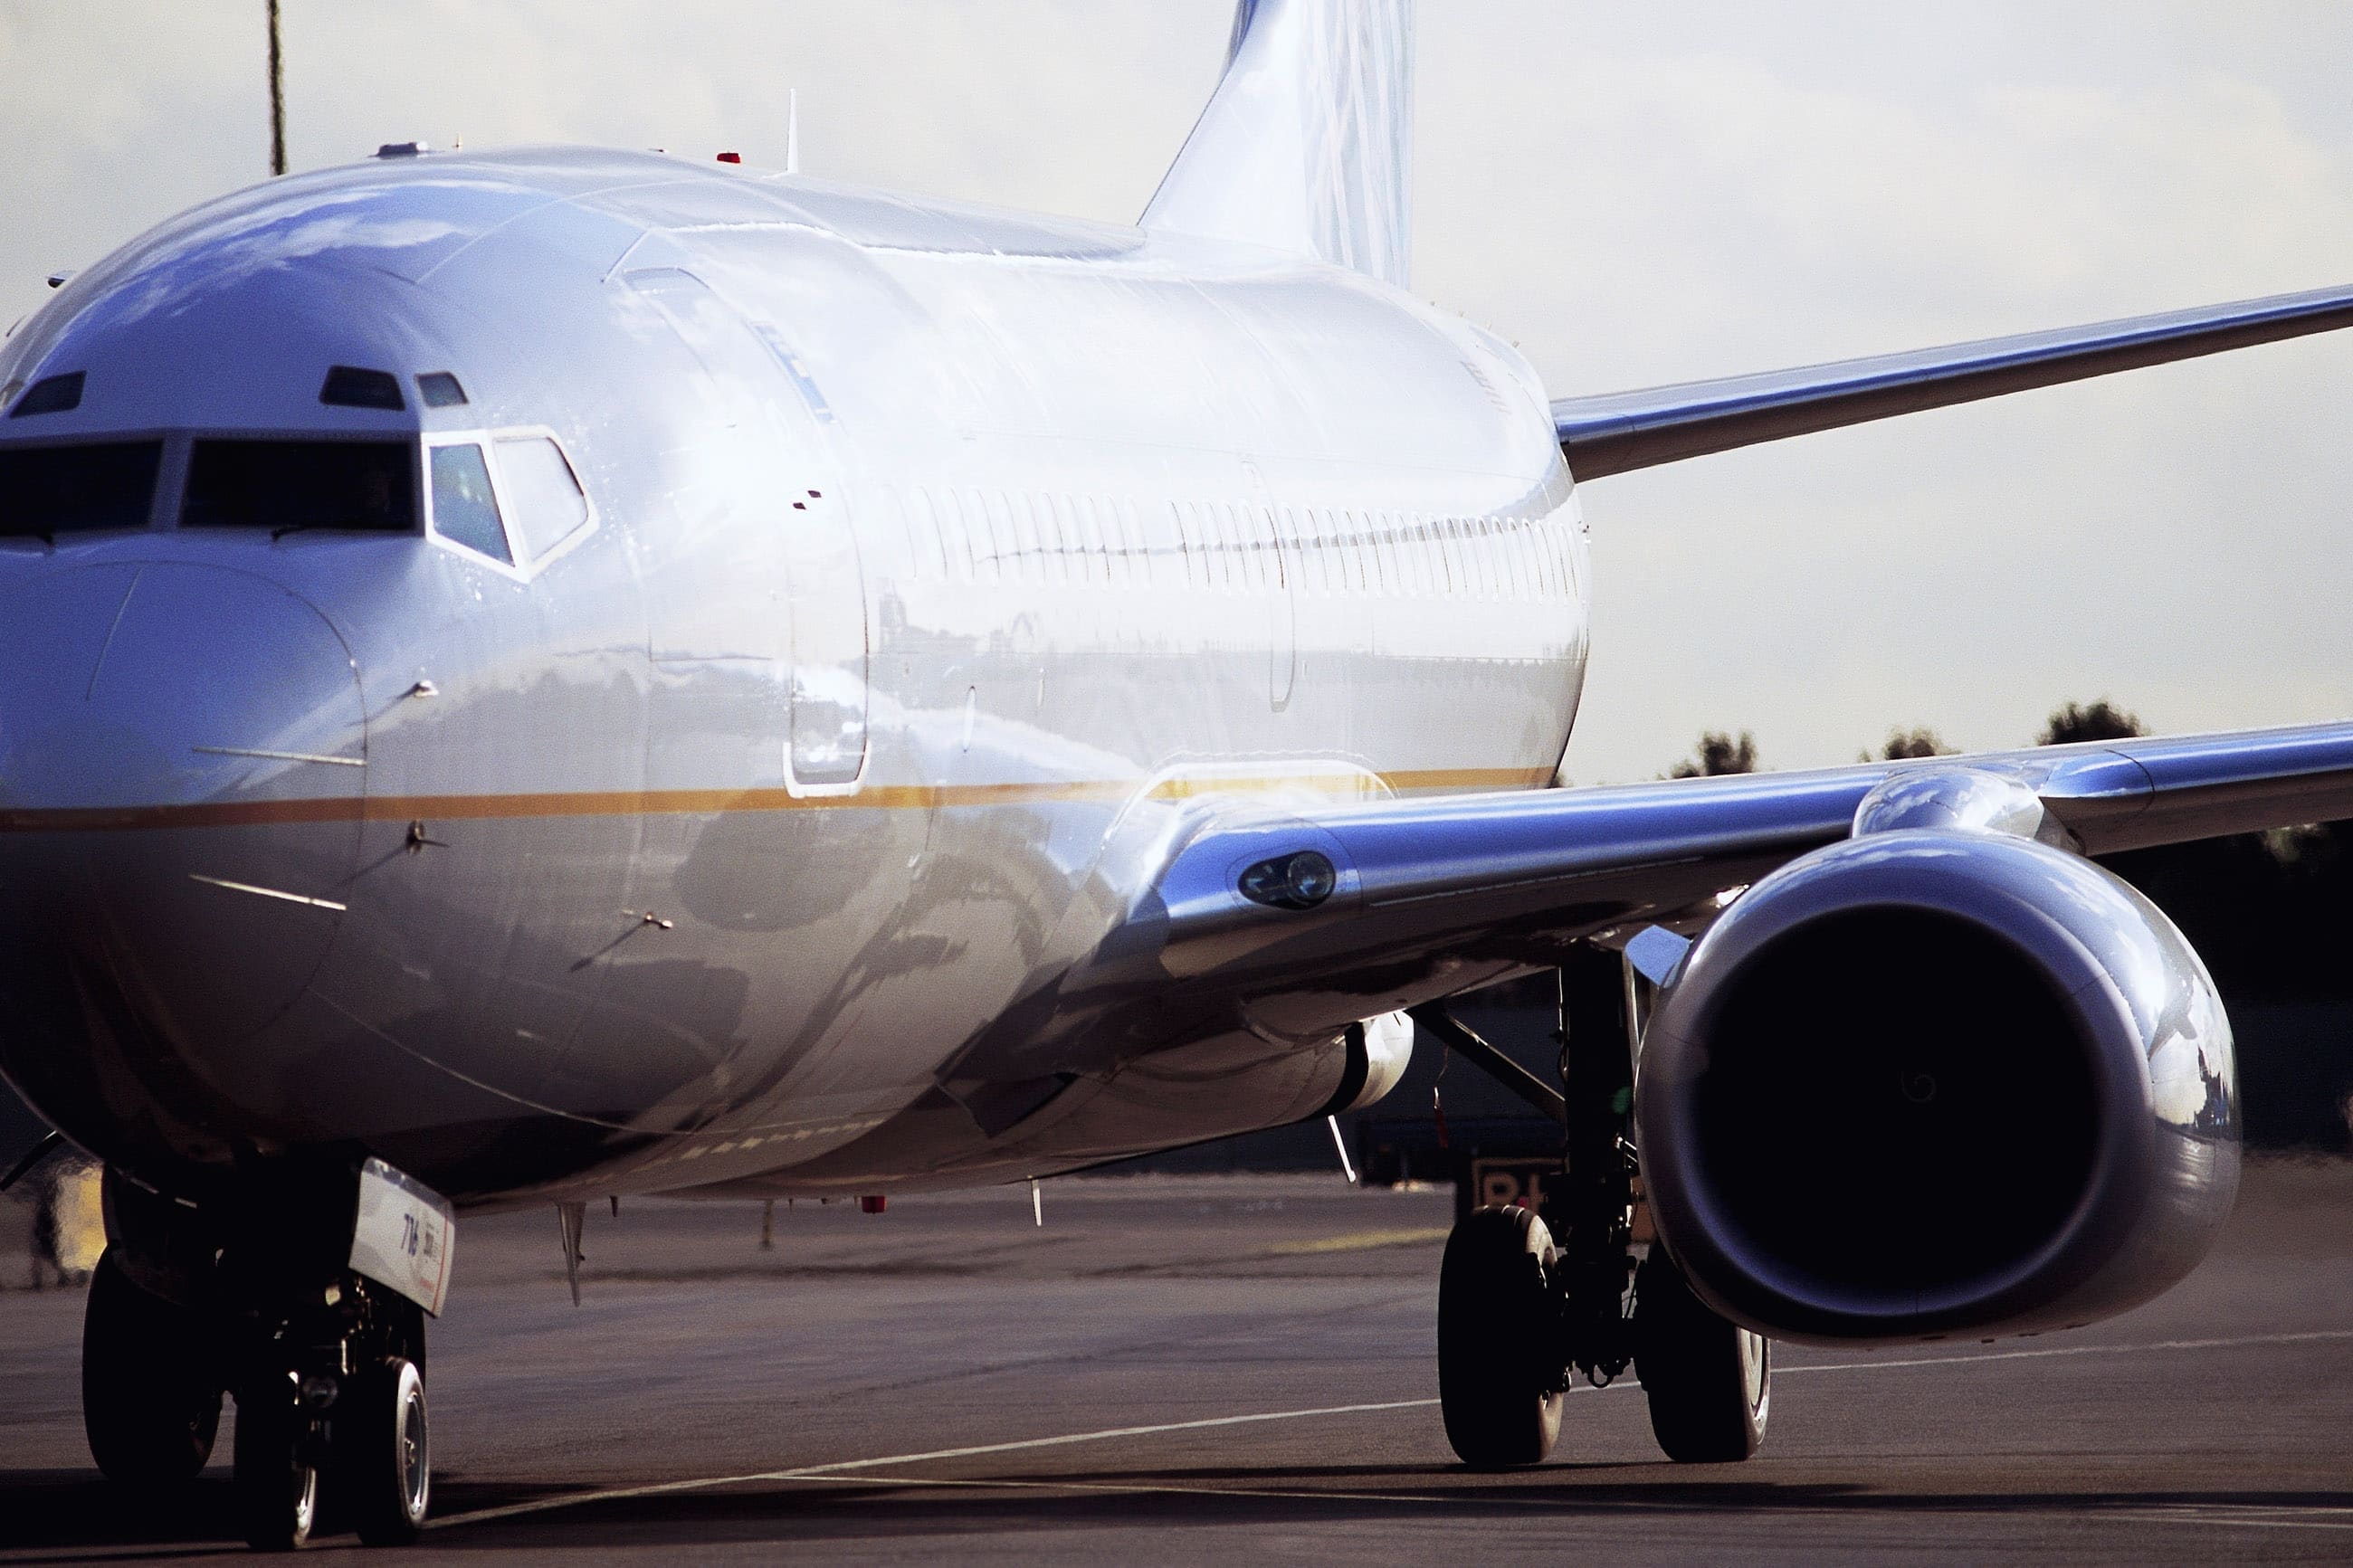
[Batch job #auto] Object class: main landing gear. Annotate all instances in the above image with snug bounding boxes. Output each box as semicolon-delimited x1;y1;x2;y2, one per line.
1633;1249;1769;1462
82;1164;439;1550
1419;947;1771;1468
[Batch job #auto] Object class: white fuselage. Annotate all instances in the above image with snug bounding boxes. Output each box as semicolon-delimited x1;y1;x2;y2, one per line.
0;147;1585;1204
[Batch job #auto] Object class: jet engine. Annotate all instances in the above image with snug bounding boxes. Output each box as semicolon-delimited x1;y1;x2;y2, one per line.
1635;824;2238;1346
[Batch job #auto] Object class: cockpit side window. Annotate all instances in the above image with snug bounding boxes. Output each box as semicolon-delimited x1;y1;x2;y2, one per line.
492;436;588;559
428;443;511;565
182;440;415;535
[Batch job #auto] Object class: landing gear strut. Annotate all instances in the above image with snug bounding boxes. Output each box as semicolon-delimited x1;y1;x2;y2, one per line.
1424;945;1772;1467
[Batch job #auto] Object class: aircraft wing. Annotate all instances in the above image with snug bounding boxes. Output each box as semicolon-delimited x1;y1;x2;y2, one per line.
1553;283;2353;480
1129;722;2353;1002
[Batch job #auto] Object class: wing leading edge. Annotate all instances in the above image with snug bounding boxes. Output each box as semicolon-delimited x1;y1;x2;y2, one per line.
1553;283;2353;480
1122;722;2353;1006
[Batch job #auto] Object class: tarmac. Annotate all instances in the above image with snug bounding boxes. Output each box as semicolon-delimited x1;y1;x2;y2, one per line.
3;1157;2350;1563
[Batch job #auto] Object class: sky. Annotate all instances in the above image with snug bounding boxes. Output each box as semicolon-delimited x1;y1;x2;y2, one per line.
3;2;2350;783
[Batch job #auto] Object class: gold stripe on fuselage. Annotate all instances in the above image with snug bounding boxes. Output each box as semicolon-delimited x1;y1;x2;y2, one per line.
0;765;1555;834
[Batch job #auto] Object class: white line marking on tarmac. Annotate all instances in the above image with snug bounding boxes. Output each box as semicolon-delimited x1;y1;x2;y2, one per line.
428;1325;2353;1535
803;1470;1465;1509
431;1397;1445;1530
1782;1326;2353;1376
2109;1506;2353;1533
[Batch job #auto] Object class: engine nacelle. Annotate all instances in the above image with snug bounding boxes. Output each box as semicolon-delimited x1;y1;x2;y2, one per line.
1636;829;2238;1346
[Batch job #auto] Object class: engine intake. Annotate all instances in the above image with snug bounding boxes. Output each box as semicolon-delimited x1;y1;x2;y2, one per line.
1636;829;2237;1345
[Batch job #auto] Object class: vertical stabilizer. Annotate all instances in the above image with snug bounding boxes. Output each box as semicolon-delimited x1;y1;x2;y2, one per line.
1142;0;1415;289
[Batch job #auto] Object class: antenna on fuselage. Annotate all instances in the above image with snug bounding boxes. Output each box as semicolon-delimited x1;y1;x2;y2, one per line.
266;0;287;176
786;88;800;176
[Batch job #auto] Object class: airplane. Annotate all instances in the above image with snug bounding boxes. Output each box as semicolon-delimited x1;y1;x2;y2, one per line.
4;0;2352;1548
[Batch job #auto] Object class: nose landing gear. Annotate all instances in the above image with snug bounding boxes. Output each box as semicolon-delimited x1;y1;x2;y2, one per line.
340;1355;432;1544
82;1159;443;1550
231;1371;320;1552
1424;947;1773;1468
228;1285;429;1550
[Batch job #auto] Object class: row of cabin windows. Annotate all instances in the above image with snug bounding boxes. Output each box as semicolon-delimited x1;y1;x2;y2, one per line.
899;488;1575;603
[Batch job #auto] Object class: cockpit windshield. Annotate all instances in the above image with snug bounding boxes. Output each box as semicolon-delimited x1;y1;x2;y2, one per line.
181;439;416;536
0;441;164;540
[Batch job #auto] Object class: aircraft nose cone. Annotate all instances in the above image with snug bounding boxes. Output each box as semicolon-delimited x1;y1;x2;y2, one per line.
0;564;367;1159
0;564;366;820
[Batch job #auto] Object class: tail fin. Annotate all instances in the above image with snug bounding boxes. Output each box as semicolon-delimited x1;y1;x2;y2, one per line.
1142;0;1415;289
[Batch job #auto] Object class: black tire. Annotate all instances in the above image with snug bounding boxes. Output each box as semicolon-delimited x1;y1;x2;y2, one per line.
386;1297;426;1383
81;1248;222;1486
341;1357;431;1546
233;1376;320;1551
1634;1250;1770;1463
1438;1205;1565;1468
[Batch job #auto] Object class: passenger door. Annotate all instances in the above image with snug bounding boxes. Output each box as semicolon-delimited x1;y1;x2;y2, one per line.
749;323;868;792
624;270;868;793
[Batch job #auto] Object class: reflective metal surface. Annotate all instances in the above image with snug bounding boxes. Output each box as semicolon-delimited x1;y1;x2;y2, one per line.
0;0;2339;1367
1555;280;2353;480
1850;764;2077;849
0;100;1577;1202
1128;726;2353;1014
1146;0;1415;287
1636;829;2238;1345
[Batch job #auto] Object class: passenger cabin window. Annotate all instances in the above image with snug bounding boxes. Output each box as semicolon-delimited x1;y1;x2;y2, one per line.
429;443;511;564
182;440;414;535
930;489;974;581
1009;491;1046;584
1099;497;1130;584
494;436;587;558
1141;499;1182;587
911;488;954;579
0;441;163;538
1041;494;1072;585
1210;504;1237;591
1073;496;1105;584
